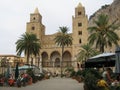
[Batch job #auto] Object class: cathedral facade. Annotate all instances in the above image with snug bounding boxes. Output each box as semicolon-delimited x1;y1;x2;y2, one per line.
26;3;88;73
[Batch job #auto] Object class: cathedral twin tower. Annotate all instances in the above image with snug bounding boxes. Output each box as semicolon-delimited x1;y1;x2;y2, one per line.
26;3;88;72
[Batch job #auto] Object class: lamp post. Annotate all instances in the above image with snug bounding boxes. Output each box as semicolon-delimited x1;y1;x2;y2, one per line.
73;56;77;69
0;59;1;74
9;60;13;75
39;56;42;73
60;56;63;77
53;60;55;74
5;59;10;80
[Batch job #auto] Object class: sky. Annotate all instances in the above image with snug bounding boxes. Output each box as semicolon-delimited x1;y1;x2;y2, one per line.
0;0;113;55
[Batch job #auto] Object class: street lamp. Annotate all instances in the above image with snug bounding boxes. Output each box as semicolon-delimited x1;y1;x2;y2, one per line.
5;59;10;79
53;60;55;74
39;56;42;73
60;56;63;77
0;59;1;74
9;60;13;74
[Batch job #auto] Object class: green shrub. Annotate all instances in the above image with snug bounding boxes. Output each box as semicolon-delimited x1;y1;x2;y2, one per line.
26;68;37;83
84;73;98;90
65;67;74;72
83;69;101;90
70;70;76;77
76;70;82;76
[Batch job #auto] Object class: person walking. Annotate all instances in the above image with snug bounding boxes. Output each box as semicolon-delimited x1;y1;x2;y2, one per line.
102;68;113;85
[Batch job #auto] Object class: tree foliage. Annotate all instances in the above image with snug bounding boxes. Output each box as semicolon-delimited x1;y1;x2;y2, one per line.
16;33;41;64
77;43;100;62
88;14;119;52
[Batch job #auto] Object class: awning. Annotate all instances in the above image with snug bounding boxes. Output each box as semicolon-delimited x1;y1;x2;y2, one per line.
85;53;116;68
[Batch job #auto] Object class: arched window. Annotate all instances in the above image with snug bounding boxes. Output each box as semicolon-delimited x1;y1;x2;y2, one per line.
31;26;35;30
78;12;81;15
79;39;82;44
78;22;82;27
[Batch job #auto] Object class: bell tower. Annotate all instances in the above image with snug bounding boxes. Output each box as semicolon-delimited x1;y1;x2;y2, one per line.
72;3;88;57
26;8;45;42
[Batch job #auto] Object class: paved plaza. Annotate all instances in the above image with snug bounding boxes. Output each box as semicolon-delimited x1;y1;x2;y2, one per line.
0;77;84;90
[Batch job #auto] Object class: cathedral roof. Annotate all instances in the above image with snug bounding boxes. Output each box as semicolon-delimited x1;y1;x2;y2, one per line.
34;7;39;14
77;2;82;7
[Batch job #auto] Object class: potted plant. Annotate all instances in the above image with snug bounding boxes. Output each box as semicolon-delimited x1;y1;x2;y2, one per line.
83;69;101;90
75;70;83;83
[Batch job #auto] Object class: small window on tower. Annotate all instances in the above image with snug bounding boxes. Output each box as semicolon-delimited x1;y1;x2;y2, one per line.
79;39;82;44
32;26;35;30
33;17;36;20
78;23;82;27
78;12;81;15
78;31;82;35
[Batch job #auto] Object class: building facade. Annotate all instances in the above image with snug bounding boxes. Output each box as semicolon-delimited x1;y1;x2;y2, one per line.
26;3;88;73
0;55;25;74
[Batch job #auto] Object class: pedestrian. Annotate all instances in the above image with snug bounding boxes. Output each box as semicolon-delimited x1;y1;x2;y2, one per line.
97;76;109;90
102;68;113;85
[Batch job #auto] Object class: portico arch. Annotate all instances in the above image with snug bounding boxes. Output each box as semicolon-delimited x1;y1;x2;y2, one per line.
63;51;72;67
55;58;60;67
50;51;60;67
41;52;48;67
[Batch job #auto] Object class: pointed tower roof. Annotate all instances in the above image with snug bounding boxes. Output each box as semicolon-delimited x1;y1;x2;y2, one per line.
34;7;39;14
77;2;82;7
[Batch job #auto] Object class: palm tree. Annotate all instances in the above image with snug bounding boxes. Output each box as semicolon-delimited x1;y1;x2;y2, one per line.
16;32;41;64
88;14;119;53
77;43;100;63
54;26;72;77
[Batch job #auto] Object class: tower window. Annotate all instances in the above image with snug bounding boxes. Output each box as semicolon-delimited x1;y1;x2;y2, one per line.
78;12;81;15
78;31;82;35
33;17;36;20
31;26;35;30
78;23;82;27
79;39;82;44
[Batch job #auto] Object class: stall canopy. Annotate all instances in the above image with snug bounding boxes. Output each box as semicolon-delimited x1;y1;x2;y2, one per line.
85;53;116;68
13;64;40;74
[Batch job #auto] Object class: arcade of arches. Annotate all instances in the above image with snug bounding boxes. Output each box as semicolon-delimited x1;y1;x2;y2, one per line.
41;51;72;68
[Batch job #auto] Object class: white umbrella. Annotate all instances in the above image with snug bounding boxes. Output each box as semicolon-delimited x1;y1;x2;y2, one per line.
90;53;115;59
85;52;115;68
18;65;33;70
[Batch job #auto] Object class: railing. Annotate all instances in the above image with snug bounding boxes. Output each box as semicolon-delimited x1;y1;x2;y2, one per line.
42;61;75;67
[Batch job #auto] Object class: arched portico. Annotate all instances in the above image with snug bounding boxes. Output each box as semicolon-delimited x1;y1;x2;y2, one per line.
41;52;48;67
50;51;60;66
63;51;72;67
55;58;60;67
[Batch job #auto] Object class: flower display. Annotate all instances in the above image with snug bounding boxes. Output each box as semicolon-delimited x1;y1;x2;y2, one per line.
97;79;108;87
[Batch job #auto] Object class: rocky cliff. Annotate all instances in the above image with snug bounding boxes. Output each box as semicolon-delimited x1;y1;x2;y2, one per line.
88;0;120;52
89;0;120;26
